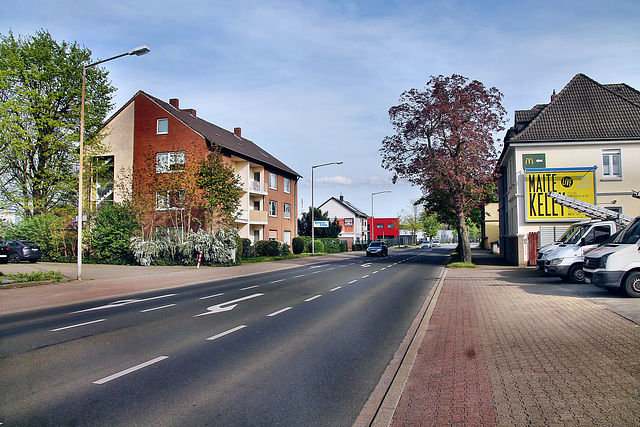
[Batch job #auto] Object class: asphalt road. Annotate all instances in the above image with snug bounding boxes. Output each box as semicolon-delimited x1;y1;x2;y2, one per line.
0;247;448;426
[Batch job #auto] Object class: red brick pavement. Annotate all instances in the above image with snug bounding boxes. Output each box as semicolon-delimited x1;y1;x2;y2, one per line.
390;263;640;426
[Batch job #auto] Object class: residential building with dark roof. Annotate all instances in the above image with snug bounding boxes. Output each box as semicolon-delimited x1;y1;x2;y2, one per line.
98;91;301;244
498;74;640;265
318;195;369;248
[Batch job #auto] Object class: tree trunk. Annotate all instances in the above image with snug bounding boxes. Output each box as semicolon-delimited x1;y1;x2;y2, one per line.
457;212;472;263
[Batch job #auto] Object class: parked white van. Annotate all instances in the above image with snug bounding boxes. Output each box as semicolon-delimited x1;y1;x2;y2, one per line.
544;220;619;283
583;216;640;298
536;222;590;271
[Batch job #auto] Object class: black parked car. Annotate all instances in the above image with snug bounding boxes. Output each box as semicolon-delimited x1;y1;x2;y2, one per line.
0;241;9;264
366;241;388;257
1;240;42;263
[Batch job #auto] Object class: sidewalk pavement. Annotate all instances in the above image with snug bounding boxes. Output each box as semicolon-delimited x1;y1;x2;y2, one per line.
384;248;640;426
2;248;639;425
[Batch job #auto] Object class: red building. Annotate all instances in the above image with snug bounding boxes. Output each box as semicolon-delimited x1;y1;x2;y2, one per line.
99;91;301;244
367;217;400;241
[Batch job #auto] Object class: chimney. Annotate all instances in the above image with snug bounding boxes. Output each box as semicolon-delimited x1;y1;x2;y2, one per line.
551;90;557;102
182;108;196;117
234;127;242;138
340;193;344;201
169;98;179;109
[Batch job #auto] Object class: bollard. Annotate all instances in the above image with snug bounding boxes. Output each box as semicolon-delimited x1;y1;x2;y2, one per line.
197;252;202;269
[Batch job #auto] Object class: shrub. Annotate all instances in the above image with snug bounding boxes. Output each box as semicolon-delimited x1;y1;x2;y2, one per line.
340;242;348;252
320;238;341;253
255;240;282;257
130;237;167;266
181;229;238;265
292;237;305;254
313;239;324;253
241;238;255;258
89;202;140;264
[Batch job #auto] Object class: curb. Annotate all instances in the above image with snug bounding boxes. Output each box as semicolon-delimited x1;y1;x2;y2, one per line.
353;267;448;426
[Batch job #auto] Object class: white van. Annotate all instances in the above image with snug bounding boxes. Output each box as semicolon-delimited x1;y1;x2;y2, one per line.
544;220;618;283
583;216;640;298
536;221;604;271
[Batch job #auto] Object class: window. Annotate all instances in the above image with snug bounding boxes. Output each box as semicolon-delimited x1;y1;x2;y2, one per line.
157;151;185;173
387;223;395;228
269;172;277;190
157;118;168;134
602;149;621;178
284;178;291;194
269;200;277;217
284;230;291;245
284;203;291;219
156;189;185;210
377;224;384;229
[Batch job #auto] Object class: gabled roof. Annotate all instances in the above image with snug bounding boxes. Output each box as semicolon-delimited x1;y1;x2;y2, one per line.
507;74;640;143
113;91;301;178
319;197;369;218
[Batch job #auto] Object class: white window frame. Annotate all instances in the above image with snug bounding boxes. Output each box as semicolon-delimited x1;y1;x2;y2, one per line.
284;203;291;219
156;151;185;174
269;172;277;190
602;149;622;179
157;118;169;134
269;200;277;217
156;189;185;211
283;177;291;194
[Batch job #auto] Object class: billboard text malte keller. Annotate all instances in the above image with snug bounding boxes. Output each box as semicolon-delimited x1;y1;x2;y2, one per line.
525;168;596;221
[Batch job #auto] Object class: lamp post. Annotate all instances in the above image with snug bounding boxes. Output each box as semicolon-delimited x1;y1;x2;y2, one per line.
370;190;391;241
311;161;343;255
77;45;150;280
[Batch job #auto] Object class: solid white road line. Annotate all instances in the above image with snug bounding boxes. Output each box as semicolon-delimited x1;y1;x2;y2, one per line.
93;356;169;385
199;293;225;300
50;319;106;332
267;307;292;317
206;325;247;341
305;295;322;302
140;304;177;313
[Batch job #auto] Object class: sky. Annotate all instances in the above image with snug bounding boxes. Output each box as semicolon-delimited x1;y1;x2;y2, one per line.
3;0;640;218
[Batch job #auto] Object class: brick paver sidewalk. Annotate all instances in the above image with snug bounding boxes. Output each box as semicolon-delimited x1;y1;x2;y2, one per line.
391;264;640;426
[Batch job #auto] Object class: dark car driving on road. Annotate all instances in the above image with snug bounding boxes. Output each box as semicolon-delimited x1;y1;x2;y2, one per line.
366;241;388;257
0;240;42;263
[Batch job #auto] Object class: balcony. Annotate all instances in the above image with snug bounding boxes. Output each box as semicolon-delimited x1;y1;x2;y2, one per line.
249;180;268;194
250;210;268;224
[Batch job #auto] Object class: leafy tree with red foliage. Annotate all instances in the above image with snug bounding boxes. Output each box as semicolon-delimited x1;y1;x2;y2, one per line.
381;74;506;262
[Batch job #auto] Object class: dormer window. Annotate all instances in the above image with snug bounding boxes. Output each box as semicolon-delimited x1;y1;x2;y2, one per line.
157;118;168;134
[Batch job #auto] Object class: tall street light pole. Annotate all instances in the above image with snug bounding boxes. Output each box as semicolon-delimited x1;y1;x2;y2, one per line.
311;161;343;255
370;190;391;241
77;45;150;280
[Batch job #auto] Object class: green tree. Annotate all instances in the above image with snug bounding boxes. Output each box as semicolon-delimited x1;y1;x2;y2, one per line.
0;30;115;216
197;147;242;230
297;207;342;238
422;212;441;239
398;201;423;244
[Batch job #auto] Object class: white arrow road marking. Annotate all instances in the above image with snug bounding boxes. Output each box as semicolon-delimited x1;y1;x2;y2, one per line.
362;263;371;268
193;293;264;317
93;356;169;385
207;325;247;341
71;294;177;314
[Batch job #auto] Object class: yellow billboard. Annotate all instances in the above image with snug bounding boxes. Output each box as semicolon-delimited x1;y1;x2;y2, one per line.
525;168;596;221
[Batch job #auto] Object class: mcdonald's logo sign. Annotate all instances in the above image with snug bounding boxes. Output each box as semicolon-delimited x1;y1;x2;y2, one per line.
523;153;546;168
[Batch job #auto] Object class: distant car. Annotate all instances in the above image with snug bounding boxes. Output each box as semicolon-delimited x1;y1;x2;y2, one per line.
431;238;441;247
420;241;430;249
1;240;42;263
0;241;9;264
366;241;388;257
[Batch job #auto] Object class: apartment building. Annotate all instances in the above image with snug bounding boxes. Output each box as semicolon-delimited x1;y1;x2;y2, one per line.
318;195;369;248
98;91;301;244
497;74;640;265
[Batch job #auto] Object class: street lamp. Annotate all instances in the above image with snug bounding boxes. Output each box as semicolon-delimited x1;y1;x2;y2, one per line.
311;161;343;255
370;190;391;241
77;45;150;280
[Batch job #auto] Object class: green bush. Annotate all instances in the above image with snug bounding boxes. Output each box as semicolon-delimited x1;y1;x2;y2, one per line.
320;238;341;253
292;237;305;254
313;239;324;253
2;211;77;261
89;203;140;264
241;238;255;258
340;242;348;252
255;240;282;257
